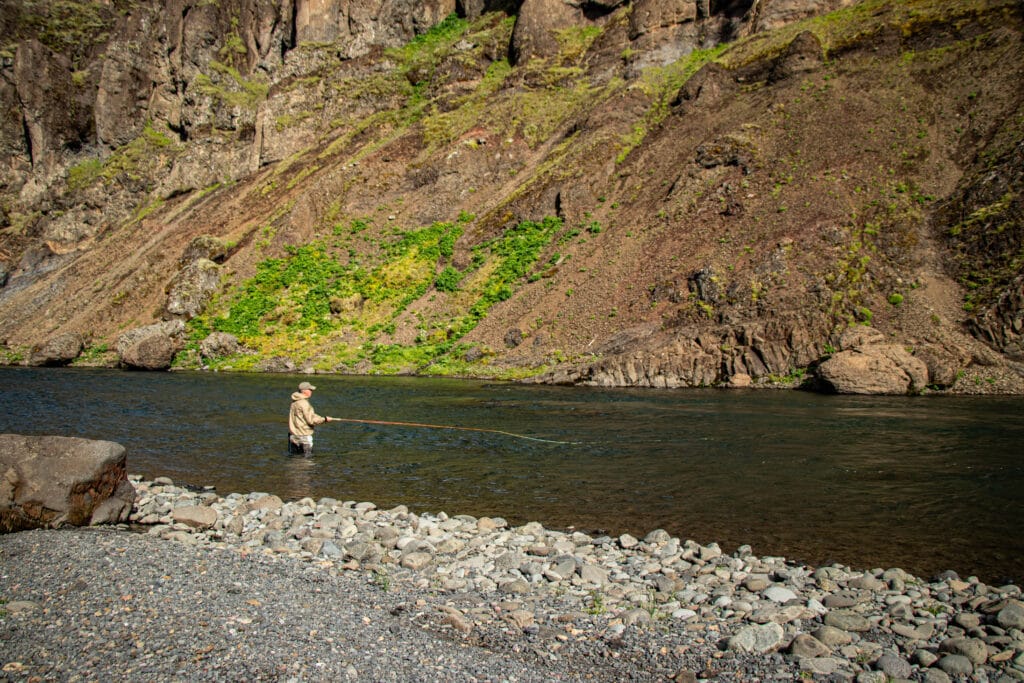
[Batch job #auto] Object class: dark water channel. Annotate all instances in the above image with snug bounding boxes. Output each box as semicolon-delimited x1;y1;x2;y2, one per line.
2;366;1022;584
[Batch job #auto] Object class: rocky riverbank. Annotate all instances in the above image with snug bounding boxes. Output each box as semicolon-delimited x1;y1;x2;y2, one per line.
3;476;1024;682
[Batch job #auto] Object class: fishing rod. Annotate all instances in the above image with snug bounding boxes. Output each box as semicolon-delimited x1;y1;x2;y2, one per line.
326;416;576;445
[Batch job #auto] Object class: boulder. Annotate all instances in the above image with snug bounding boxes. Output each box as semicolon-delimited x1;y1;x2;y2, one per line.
939;637;989;665
789;633;831;658
28;332;85;366
178;235;228;268
837;325;886;349
504;328;524;348
997;599;1024;630
0;434;135;531
171;505;218;529
674;62;733;110
329;293;365;314
164;258;221;321
815;330;929;395
116;320;185;370
823;609;872;632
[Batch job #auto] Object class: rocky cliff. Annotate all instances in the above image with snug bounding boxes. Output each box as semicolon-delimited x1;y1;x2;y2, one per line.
0;0;1022;394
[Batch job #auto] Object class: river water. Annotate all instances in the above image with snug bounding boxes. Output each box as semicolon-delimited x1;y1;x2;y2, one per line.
1;366;1021;584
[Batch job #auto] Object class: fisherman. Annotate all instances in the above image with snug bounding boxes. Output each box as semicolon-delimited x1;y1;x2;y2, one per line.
288;381;332;455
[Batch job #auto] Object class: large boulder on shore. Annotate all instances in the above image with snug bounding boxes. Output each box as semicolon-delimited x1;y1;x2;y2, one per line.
117;320;185;370
27;332;85;366
0;434;136;531
815;327;929;395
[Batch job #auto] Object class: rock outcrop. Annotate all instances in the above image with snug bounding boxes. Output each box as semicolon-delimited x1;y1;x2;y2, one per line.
544;316;825;388
164;258;221;321
13;40;92;178
969;273;1024;361
296;0;456;55
0;434;135;531
509;0;586;65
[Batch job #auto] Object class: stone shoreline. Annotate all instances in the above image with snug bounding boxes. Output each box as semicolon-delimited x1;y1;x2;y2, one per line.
126;475;1024;682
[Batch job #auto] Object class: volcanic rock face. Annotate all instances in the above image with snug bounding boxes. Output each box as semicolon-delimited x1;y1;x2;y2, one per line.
971;274;1024;360
510;0;586;64
296;0;457;54
544;317;826;388
0;0;1021;394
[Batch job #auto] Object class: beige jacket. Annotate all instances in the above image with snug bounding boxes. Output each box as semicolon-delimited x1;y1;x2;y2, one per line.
289;392;326;436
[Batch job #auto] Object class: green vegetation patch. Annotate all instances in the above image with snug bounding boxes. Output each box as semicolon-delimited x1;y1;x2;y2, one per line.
0;345;26;366
194;218;467;351
720;0;1009;67
193;214;563;374
422;59;512;148
386;13;470;71
369;216;564;372
211;243;349;338
67;121;180;191
195;60;269;110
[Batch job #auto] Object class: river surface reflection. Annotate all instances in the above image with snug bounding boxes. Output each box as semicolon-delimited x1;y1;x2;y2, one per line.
1;366;1021;584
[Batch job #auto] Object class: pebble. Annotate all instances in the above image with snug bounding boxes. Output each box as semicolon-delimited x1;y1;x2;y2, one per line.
937;654;975;676
825;609;873;632
876;652;912;679
2;474;1022;683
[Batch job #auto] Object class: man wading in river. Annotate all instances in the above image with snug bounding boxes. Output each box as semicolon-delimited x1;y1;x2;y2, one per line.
288;381;333;455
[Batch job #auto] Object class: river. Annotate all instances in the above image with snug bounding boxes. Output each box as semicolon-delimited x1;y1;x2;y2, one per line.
1;366;1021;585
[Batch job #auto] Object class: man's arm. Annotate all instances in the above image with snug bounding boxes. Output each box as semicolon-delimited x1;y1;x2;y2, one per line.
304;402;327;426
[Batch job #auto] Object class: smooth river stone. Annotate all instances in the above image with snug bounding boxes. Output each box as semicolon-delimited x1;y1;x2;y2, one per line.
813;625;853;647
937;655;974;676
875;653;912;679
764;585;799;603
940;637;988;665
727;623;785;654
824;610;872;632
789;633;831;658
997;599;1024;630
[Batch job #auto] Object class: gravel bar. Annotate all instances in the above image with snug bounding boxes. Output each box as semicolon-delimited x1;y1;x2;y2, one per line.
2;475;1023;682
1;527;622;682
